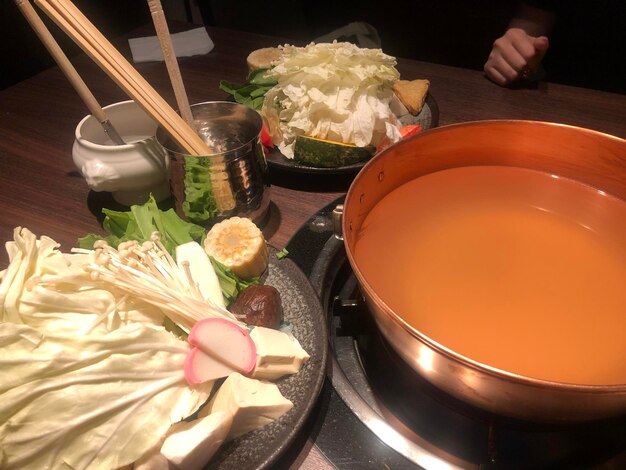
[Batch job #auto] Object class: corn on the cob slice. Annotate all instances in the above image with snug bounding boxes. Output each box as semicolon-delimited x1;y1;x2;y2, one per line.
204;217;268;279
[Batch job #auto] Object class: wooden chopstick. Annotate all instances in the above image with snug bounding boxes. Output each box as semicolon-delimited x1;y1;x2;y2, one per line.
33;0;171;145
44;0;205;153
46;0;205;154
147;0;195;126
37;0;177;143
33;0;211;155
15;0;125;145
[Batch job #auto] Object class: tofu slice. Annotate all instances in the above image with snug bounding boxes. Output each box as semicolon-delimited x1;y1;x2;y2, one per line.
133;412;233;470
200;372;293;439
250;326;310;380
160;411;233;470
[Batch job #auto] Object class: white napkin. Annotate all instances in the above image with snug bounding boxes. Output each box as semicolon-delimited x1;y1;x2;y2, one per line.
129;27;214;63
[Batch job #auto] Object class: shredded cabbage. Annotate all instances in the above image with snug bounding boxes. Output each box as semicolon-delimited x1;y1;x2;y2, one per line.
262;42;402;158
0;228;212;469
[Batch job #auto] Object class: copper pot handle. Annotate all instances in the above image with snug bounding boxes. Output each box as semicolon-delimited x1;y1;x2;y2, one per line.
332;204;344;240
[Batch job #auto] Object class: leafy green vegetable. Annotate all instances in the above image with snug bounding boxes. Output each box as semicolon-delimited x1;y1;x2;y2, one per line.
77;195;253;302
79;195;204;255
182;156;219;224
275;248;289;259
248;68;278;86
210;257;259;303
220;69;277;110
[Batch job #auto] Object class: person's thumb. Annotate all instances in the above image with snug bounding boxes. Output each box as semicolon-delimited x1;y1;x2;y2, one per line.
530;36;549;68
534;36;549;54
534;36;549;50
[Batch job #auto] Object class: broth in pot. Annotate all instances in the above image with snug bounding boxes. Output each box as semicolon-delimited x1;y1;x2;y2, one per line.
353;165;626;386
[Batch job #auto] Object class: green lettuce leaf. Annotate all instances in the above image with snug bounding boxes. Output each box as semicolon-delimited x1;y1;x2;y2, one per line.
76;196;251;303
219;69;277;110
182;156;218;224
79;195;204;255
209;257;258;303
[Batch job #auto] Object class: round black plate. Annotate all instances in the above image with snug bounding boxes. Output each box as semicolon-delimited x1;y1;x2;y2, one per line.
265;94;439;175
208;247;328;469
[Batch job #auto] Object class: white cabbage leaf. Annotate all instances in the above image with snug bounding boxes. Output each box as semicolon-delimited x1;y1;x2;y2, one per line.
0;228;212;469
0;227;164;335
262;41;402;158
0;322;212;470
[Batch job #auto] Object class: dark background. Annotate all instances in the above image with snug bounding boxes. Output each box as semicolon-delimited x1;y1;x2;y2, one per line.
2;0;625;93
1;1;150;89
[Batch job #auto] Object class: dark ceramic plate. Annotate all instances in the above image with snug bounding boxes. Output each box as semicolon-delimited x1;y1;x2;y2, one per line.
265;93;439;175
208;246;328;469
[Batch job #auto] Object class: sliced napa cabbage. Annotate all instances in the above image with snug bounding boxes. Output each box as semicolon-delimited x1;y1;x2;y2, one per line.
0;321;212;470
0;228;212;469
262;41;402;158
0;227;164;334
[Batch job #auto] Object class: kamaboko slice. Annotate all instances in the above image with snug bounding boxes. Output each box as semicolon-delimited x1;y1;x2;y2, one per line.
204;217;269;279
184;318;256;385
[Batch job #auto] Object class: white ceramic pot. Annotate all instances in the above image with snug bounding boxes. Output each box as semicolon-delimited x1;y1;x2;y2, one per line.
72;100;170;205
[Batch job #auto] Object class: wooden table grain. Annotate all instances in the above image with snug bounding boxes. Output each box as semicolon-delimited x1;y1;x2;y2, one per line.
1;22;625;469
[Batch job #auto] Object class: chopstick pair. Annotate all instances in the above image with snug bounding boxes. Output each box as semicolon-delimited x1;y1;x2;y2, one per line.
23;0;210;155
15;0;125;145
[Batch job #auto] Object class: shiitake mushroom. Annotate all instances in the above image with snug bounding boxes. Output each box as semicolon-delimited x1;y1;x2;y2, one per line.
229;284;283;329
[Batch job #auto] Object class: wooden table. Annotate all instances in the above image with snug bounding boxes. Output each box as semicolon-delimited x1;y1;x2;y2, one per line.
1;22;625;469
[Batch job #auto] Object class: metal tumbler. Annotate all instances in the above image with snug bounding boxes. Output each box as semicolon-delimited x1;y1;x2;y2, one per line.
157;101;270;227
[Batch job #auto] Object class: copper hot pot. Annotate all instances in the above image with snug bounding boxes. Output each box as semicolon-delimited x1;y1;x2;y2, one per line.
341;120;626;423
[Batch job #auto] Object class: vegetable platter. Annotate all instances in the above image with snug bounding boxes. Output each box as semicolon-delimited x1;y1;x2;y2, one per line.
0;197;327;470
204;246;326;468
264;93;439;175
220;42;439;175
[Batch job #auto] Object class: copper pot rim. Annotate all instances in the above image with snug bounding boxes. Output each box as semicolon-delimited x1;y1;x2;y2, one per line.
343;119;626;393
392;119;626;145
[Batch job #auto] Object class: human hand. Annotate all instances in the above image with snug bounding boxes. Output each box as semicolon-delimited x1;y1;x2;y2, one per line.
484;27;549;86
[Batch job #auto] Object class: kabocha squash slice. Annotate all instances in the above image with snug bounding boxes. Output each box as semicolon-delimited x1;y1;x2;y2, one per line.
293;135;375;168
